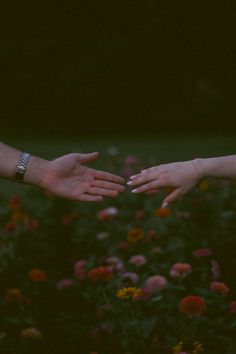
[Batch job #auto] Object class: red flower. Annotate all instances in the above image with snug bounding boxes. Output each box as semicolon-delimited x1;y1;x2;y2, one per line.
179;295;206;317
229;301;236;314
210;281;229;295
88;267;112;282
28;269;47;282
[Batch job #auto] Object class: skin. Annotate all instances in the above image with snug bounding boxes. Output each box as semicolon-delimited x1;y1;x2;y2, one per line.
0;142;125;202
127;155;236;207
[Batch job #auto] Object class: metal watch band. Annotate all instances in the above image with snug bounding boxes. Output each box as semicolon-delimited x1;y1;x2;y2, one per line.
15;152;31;183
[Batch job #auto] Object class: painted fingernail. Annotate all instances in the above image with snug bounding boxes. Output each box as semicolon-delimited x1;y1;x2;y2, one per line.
162;202;169;209
131;189;138;193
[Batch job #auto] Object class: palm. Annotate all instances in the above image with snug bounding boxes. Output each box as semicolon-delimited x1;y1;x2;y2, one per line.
41;153;124;201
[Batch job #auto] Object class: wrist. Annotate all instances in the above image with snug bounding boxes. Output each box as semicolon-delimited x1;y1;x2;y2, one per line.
191;158;204;180
23;156;51;187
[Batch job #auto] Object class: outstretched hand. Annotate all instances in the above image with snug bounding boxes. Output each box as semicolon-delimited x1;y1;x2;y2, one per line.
127;159;202;207
39;152;125;201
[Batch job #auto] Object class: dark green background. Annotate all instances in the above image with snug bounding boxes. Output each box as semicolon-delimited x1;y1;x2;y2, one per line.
1;2;235;135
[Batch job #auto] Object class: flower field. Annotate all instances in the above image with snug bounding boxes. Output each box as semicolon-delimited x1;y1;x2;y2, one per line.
1;155;236;354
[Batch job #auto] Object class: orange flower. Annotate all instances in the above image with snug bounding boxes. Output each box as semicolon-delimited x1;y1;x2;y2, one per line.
11;210;25;223
5;288;24;303
154;207;171;218
21;328;42;339
127;228;144;244
179;295;206;317
88;267;112;282
28;269;47;282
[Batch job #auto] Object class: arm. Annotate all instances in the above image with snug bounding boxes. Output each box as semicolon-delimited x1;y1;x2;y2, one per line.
0;142;125;201
127;155;236;207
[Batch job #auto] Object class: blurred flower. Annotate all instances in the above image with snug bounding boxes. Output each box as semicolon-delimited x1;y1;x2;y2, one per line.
144;275;168;293
173;339;204;354
116;287;143;300
9;195;22;210
229;301;236;314
74;259;87;280
11;210;25;224
151;247;162;254
96;232;110;240
121;272;139;284
170;263;192;278
21;328;42;340
129;255;147;267
127;228;144;244
61;211;80;225
97;207;118;221
88;267;112;282
4;221;16;233
124;155;139;166
28;269;47;282
198;181;210;191
56;278;75;290
134;210;146;220
192;248;212;257
4;288;24;303
211;260;221;279
210;281;229;295
147;229;160;241
105;256;124;272
154;207;171;218
117;241;130;250
179;296;206;317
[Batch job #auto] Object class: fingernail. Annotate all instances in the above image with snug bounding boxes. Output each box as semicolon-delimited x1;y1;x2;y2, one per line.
127;181;133;185
162;202;169;209
131;189;138;193
130;175;136;180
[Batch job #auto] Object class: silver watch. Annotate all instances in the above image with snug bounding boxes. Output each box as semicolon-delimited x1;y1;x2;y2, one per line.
15;152;31;183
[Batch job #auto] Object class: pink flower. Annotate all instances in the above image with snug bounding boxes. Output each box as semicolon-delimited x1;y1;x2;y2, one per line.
97;207;118;221
170;263;192;278
56;278;75;290
192;248;212;257
117;241;130;251
74;260;87;280
210;281;229;295
129;255;147;267
229;301;236;314
105;257;124;273
121;272;139;284
144;275;168;293
211;260;221;279
124;155;139;166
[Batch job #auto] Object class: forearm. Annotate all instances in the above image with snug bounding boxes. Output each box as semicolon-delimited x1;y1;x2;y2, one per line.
0;142;49;186
195;155;236;180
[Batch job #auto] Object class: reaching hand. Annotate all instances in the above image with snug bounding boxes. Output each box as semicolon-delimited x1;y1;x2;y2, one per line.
127;159;202;207
39;152;125;201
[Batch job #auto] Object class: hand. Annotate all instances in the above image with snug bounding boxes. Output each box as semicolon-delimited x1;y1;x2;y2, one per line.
127;159;202;207
37;152;125;201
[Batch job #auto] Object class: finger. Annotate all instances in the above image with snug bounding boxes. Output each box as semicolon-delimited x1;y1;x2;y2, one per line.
128;172;158;186
131;180;163;193
162;188;184;206
144;189;159;195
79;152;99;164
130;167;158;180
95;171;124;184
79;194;103;202
93;180;125;192
89;187;119;197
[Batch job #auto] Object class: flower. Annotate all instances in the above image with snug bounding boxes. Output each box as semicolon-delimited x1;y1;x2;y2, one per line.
21;328;42;340
154;207;171;217
229;301;236;314
151;247;162;254
129;255;147;267
4;288;24;303
105;256;124;272
179;296;206;317
144;275;168;293
121;272;139;284
170;263;192;278
74;259;87;279
124;155;139;166
173;339;204;354
192;248;212;257
116;287;143;300
9;195;22;210
88;267;112;282
210;281;229;295
97;207;118;221
211;260;221;279
56;278;75;290
127;228;144;244
28;269;47;282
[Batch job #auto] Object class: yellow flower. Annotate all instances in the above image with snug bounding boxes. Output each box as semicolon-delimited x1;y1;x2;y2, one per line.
127;228;144;244
173;341;184;354
172;339;204;354
192;341;204;354
116;287;142;300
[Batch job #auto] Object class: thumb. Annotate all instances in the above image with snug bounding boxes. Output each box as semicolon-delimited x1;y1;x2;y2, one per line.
162;188;183;208
78;152;99;164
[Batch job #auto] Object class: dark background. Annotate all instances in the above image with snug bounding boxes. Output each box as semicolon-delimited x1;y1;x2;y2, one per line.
1;1;235;136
